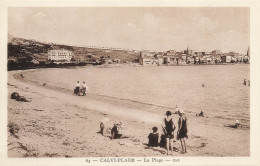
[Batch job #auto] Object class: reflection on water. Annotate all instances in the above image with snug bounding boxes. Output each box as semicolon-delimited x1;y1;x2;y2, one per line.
27;64;250;122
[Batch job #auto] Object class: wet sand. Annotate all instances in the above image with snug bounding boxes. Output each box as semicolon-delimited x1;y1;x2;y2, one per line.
7;69;249;157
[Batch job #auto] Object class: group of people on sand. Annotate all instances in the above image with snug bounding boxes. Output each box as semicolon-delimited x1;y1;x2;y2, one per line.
148;108;188;155
98;107;188;155
100;118;125;140
74;81;89;96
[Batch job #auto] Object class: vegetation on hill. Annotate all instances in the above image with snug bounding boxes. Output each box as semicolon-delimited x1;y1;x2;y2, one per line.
8;35;140;63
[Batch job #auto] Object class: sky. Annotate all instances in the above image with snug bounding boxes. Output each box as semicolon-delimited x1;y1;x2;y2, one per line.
8;7;250;54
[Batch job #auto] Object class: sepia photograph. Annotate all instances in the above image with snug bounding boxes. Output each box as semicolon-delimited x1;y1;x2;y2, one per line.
1;1;260;165
6;6;250;157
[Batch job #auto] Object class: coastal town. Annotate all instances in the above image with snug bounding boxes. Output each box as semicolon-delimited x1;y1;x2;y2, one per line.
8;35;250;70
139;47;250;66
46;47;250;66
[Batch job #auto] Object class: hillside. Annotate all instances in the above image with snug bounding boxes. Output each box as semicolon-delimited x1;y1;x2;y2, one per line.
8;35;140;63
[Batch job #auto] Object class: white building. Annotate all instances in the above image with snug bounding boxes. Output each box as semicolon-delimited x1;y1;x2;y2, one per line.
48;49;73;61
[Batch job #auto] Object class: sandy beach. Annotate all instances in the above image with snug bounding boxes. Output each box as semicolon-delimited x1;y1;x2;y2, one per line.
7;68;250;157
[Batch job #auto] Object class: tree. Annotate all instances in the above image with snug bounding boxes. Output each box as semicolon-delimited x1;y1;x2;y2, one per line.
100;56;105;64
17;56;33;63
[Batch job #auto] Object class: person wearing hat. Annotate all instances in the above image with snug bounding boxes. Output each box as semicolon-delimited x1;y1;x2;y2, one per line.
162;111;176;155
177;109;188;154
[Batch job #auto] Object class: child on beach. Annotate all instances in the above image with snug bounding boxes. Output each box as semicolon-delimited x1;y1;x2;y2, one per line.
148;127;159;147
177;109;188;154
162;111;176;155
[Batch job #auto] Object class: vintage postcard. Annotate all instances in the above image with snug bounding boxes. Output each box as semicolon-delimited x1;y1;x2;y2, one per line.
0;0;260;166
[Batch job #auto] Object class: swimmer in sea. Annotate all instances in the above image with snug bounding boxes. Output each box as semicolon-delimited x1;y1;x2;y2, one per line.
243;79;246;86
235;120;242;128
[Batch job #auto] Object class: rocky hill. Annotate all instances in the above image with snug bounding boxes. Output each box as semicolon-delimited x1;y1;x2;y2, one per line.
8;35;140;63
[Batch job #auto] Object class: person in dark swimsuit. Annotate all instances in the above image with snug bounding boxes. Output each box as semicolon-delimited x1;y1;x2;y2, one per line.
148;127;159;147
177;109;188;153
243;79;247;86
196;110;204;117
75;81;80;96
162;111;176;155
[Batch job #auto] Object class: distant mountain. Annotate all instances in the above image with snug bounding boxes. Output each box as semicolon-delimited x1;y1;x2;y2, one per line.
8;35;140;63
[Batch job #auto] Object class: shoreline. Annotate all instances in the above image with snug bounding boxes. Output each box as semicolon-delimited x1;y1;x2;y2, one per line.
12;68;250;125
8;62;250;71
7;69;250;157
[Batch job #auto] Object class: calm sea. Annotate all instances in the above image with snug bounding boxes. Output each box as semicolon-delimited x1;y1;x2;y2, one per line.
26;64;250;122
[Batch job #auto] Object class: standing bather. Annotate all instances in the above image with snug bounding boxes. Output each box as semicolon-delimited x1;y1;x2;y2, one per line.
177;109;188;154
82;81;89;96
75;81;80;96
162;111;176;155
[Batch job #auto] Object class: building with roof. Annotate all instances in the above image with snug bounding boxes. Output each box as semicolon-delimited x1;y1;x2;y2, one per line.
139;55;165;66
48;49;73;61
221;55;232;63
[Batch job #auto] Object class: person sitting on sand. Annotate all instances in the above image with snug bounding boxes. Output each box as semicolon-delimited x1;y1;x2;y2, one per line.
111;121;124;140
225;120;242;129
196;110;204;117
162;111;176;155
177;109;188;154
100;117;110;136
75;81;80;96
148;127;159;147
82;81;89;96
10;92;31;102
